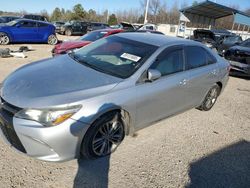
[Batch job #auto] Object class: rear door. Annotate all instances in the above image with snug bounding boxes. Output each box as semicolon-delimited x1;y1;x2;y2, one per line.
11;21;38;42
183;46;219;107
37;22;49;41
135;46;191;129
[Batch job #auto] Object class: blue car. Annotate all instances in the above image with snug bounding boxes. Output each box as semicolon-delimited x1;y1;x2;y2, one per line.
0;19;58;45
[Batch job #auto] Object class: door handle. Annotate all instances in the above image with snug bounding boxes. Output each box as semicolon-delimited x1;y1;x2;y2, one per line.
179;79;188;86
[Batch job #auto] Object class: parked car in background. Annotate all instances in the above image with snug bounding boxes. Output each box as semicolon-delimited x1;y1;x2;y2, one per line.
0;16;20;23
0;33;229;162
52;21;65;33
193;29;234;49
0;19;58;45
110;22;135;31
216;35;242;56
22;14;48;22
132;23;143;30
224;38;250;76
52;29;124;55
87;22;109;32
59;21;88;36
139;23;157;31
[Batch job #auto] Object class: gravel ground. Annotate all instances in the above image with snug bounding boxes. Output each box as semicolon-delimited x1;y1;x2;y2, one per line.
0;35;249;188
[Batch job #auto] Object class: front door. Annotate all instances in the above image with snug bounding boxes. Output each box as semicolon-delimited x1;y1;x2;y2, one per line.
135;46;190;129
12;21;38;42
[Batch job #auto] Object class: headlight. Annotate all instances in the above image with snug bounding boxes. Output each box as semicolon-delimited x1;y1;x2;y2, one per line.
15;105;81;127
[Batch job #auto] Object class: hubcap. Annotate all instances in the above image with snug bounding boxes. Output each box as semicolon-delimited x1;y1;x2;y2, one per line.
66;30;71;36
0;35;9;44
205;88;218;109
92;120;124;156
48;35;57;45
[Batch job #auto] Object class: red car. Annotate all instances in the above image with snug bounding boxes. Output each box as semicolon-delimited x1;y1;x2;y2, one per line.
52;29;124;55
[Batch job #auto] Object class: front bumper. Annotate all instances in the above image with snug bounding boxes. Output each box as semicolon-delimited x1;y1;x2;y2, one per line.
0;102;90;162
228;60;250;76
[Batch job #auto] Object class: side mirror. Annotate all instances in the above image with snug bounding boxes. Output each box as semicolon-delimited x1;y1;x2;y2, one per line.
147;69;161;81
15;24;21;28
235;42;240;45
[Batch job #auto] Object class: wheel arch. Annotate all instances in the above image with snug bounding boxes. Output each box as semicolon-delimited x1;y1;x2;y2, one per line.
88;105;131;136
0;31;12;43
216;81;223;95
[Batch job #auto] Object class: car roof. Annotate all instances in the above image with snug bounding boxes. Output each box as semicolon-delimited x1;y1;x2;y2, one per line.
116;32;198;47
0;16;20;18
14;19;51;25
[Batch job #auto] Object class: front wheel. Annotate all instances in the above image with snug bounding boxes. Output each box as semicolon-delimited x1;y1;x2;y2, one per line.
197;84;221;111
81;111;125;159
0;32;10;45
65;29;72;36
48;34;58;45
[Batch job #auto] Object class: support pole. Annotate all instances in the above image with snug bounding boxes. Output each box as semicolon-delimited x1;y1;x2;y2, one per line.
144;0;149;24
231;13;235;33
177;18;180;37
241;25;245;36
237;24;240;34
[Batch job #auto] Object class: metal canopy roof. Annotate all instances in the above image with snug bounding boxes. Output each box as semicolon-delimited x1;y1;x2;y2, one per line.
180;0;250;27
180;0;248;20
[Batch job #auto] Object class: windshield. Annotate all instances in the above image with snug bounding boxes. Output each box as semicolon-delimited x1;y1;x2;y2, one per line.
69;36;157;78
6;20;18;26
224;36;242;43
79;31;108;42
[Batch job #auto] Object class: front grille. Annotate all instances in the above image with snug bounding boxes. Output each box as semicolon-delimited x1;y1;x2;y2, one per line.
0;98;26;153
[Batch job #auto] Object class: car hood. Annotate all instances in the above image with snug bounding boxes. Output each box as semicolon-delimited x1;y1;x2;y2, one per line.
229;45;250;53
1;55;122;108
56;40;91;50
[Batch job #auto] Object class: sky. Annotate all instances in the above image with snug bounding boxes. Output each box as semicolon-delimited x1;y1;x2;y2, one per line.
1;0;250;14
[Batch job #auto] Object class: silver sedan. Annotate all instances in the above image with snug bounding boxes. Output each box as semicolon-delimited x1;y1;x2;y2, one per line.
0;33;229;162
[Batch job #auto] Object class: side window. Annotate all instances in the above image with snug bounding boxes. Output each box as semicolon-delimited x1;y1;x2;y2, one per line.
37;23;47;27
19;21;37;28
74;22;81;27
151;48;184;76
185;46;207;69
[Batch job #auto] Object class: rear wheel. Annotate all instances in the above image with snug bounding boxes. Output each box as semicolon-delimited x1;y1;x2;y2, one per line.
48;34;58;45
65;29;72;36
197;84;221;111
0;32;10;45
81;111;125;159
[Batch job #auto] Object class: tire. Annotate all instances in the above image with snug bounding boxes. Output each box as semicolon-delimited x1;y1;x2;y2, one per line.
197;84;221;111
81;111;125;159
65;29;72;36
47;34;58;45
0;32;10;45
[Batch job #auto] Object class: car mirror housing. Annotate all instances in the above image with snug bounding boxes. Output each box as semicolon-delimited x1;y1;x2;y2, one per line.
147;69;161;81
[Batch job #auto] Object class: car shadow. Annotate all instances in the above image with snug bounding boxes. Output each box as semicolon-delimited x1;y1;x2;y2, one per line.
73;156;110;188
186;140;250;188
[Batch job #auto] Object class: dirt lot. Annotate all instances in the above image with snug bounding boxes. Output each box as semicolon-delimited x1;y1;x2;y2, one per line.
0;35;249;188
